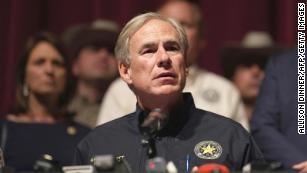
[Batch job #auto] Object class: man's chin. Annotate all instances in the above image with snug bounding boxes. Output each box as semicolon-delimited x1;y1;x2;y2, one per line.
152;86;182;96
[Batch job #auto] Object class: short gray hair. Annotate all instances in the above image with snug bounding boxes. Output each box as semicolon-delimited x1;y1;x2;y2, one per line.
115;12;188;65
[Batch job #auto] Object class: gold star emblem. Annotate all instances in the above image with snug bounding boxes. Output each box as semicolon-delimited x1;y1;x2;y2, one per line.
201;144;216;155
194;141;223;159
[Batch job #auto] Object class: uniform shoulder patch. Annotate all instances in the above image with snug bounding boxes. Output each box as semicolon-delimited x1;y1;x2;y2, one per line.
202;89;220;103
194;140;222;159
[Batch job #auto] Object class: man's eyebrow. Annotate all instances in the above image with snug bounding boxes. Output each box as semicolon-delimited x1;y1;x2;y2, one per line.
137;39;180;52
138;42;157;52
164;40;180;47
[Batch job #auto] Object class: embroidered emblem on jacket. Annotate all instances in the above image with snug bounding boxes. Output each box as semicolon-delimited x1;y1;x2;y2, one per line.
194;140;222;159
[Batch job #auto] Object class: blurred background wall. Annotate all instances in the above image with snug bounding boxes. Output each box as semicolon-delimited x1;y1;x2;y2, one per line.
0;0;299;117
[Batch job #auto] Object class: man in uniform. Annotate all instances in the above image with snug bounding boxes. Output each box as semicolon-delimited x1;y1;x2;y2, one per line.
75;12;262;173
64;20;119;128
96;0;248;130
220;31;282;120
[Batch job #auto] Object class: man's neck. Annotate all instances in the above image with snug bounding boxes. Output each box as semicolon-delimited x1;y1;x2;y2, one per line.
243;102;254;121
136;93;184;114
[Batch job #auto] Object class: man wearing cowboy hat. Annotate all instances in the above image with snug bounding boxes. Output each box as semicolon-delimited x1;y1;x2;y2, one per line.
220;31;283;120
63;20;120;128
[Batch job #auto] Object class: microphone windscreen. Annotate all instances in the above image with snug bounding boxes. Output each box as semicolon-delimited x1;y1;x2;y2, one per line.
33;154;60;172
92;155;114;170
197;163;230;173
141;108;167;134
145;157;166;173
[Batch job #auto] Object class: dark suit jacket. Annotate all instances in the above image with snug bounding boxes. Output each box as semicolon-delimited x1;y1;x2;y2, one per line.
251;49;307;169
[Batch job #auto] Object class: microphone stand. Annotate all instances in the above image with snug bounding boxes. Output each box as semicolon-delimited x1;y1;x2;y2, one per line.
141;128;157;159
141;108;167;159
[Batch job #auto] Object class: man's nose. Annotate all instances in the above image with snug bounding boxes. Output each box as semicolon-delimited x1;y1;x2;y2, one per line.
250;64;264;79
157;48;171;68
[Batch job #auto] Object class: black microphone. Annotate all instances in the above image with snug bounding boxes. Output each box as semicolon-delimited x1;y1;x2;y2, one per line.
0;147;5;168
92;154;115;171
141;108;168;158
141;108;167;136
63;155;132;173
0;147;14;173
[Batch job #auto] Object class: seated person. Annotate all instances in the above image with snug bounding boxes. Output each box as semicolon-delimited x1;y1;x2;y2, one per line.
75;12;263;173
63;20;119;128
96;0;248;130
0;32;90;171
220;31;283;120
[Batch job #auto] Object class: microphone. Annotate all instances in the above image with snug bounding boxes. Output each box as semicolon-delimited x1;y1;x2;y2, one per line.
145;157;178;173
0;147;5;168
141;108;168;158
196;163;230;173
141;108;168;136
33;154;61;172
0;147;14;173
63;155;133;173
92;154;115;171
145;157;166;173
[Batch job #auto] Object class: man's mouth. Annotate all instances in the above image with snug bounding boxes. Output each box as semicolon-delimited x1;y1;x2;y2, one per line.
155;72;176;79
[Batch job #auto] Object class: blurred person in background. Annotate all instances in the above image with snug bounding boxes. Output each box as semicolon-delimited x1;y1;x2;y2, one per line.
97;0;248;130
221;31;283;120
251;49;307;172
63;20;119;128
0;32;90;171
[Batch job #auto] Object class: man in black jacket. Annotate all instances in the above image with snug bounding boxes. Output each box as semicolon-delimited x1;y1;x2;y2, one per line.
75;12;263;173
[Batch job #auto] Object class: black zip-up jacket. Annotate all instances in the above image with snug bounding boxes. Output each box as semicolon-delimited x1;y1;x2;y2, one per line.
75;93;263;173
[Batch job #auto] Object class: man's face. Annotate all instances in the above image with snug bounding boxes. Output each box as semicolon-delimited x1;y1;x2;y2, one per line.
120;19;187;98
159;1;203;66
232;64;264;102
73;46;118;81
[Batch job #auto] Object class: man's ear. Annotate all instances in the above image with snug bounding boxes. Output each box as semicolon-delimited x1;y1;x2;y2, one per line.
118;62;132;84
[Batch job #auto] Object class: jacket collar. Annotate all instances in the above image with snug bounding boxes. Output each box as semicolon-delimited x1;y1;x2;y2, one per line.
134;92;196;137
